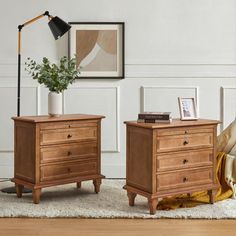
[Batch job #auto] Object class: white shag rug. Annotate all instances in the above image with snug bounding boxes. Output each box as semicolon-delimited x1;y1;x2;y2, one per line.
0;180;236;219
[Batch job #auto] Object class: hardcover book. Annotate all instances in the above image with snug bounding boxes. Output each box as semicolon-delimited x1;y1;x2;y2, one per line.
137;118;172;124
138;112;171;120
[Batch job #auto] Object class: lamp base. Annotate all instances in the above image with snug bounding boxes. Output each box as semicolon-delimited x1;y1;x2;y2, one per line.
1;185;31;194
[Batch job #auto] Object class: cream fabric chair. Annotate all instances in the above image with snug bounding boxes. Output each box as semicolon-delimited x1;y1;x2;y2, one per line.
225;153;236;198
217;118;236;154
217;118;236;198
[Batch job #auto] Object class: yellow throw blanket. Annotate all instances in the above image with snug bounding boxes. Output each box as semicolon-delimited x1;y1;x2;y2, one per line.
157;152;233;210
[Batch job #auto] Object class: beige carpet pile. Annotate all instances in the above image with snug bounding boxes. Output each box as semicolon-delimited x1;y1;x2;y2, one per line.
0;180;236;219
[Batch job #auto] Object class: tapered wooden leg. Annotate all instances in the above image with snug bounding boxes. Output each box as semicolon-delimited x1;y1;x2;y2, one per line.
127;191;137;206
148;198;158;215
77;182;81;189
15;184;23;198
208;189;217;204
33;189;41;204
93;179;101;194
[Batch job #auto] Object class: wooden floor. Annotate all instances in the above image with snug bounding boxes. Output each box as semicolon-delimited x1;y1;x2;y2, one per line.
0;219;236;236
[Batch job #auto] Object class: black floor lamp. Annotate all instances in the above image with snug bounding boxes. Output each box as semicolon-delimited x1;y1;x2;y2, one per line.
1;11;71;194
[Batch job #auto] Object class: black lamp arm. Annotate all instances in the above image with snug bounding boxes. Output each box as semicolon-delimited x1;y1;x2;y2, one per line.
17;11;53;31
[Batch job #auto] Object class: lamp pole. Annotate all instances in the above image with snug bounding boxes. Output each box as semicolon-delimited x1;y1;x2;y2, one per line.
17;26;21;116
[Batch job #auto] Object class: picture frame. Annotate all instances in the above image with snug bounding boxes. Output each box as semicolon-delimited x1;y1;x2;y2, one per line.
68;22;125;79
178;97;198;120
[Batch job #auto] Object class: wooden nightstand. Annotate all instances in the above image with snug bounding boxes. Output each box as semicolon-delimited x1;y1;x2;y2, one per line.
12;114;105;204
124;119;220;214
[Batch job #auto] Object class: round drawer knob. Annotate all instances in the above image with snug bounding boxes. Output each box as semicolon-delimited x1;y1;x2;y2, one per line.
183;177;188;182
67;134;72;139
183;159;188;164
67;168;71;172
183;140;189;145
67;151;72;156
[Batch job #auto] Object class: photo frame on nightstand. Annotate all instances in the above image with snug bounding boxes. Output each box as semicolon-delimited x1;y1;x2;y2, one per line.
178;97;198;120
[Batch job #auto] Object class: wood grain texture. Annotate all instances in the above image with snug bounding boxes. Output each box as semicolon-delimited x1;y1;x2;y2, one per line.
125;119;220;214
0;219;235;236
12;114;105;123
40;126;97;145
156;167;212;191
14;121;35;183
126;126;153;192
40;142;97;164
125;119;219;129
12;114;105;204
157;148;213;171
156;131;213;153
40;161;98;182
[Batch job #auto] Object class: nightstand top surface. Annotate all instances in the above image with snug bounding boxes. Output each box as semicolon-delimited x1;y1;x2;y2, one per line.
125;118;220;129
12;114;105;123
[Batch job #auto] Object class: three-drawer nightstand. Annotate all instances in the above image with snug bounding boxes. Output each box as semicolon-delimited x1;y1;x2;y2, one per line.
124;119;220;214
12;114;105;204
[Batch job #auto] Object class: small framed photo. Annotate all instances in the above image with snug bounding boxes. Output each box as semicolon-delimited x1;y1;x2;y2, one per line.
68;22;125;79
178;97;198;120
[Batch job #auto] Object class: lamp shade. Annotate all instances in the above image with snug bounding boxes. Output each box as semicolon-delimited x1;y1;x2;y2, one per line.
48;16;71;40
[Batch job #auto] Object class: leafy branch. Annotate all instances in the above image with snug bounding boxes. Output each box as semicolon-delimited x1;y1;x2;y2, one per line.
25;56;80;93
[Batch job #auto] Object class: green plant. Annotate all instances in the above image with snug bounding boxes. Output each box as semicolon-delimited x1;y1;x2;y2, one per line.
25;56;80;93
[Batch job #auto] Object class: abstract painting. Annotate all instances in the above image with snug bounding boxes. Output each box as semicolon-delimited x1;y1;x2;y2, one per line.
69;22;124;78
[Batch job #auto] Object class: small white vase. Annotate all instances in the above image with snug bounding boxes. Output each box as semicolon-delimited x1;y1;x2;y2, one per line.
48;91;62;117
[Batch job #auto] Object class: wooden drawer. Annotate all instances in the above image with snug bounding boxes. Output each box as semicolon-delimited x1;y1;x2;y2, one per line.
156;132;213;153
40;142;97;164
156;168;213;191
40;161;97;182
157;149;213;171
40;126;97;145
40;120;98;130
157;126;213;136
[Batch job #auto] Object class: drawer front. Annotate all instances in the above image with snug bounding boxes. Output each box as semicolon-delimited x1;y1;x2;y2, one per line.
40;161;97;182
40;142;98;164
157;149;213;171
156;168;213;191
40;126;97;145
156;133;213;153
40;120;98;130
157;126;213;137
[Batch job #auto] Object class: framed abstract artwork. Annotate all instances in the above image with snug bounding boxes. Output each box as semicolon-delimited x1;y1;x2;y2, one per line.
69;22;125;79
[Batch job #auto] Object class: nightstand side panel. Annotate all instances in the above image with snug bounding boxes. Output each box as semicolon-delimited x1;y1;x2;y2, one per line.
14;121;36;183
126;125;153;193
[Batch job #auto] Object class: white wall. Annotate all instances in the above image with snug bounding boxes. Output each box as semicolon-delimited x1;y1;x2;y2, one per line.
0;0;236;178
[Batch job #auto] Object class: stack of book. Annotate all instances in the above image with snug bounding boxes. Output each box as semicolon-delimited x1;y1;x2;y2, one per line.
137;112;172;123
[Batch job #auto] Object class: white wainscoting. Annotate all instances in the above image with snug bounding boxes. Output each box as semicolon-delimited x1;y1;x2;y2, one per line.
141;86;199;117
126;64;236;78
221;87;236;129
0;85;38;151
